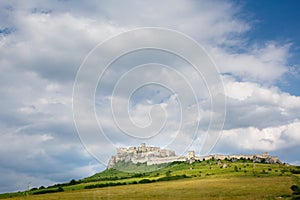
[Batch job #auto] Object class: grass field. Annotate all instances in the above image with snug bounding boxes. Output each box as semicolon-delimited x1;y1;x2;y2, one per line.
1;160;300;199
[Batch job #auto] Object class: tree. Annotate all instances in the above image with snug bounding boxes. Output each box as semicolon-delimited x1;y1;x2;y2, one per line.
69;179;77;185
57;186;64;192
234;165;238;172
165;170;171;177
291;185;300;195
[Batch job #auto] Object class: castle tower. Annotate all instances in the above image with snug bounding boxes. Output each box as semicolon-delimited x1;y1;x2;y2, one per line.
188;151;195;159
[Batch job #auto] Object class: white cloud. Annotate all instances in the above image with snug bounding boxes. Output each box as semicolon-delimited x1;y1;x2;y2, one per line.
223;77;300;130
210;43;290;82
220;120;300;151
291;161;300;166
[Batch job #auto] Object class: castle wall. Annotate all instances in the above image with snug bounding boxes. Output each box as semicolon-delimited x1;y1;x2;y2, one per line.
147;156;186;165
107;144;281;169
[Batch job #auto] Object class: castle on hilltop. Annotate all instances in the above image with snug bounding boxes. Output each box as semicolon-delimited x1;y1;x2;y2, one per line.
107;143;280;169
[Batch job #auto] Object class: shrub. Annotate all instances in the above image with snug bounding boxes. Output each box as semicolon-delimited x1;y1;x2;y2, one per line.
261;169;268;174
138;179;152;184
57;186;64;192
33;187;64;195
69;179;77;185
133;173;143;178
165;171;171;177
291;185;300;195
291;169;300;174
157;175;189;182
280;194;291;198
234;166;238;172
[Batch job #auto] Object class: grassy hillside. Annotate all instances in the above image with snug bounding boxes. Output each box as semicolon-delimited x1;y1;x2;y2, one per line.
1;159;300;199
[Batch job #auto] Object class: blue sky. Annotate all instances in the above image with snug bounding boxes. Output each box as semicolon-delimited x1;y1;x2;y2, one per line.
241;0;300;95
0;0;300;193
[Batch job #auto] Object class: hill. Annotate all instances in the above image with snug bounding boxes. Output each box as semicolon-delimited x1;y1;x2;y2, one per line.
1;157;300;199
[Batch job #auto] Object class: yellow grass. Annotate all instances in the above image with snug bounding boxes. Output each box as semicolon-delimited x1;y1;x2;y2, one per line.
4;176;295;200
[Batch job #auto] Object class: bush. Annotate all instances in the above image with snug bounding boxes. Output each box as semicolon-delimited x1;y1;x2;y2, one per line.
133;173;143;178
165;171;171;177
151;173;159;177
69;179;77;185
280;194;291;198
260;158;266;163
138;179;152;184
84;181;127;189
234;166;238;172
33;187;64;195
157;175;189;182
291;185;300;195
84;183;108;189
291;169;300;174
259;169;268;174
57;186;64;192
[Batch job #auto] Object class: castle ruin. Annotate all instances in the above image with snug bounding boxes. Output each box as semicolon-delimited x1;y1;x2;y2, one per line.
107;143;280;169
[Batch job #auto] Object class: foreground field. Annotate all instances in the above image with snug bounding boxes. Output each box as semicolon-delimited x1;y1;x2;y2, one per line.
2;176;298;200
1;160;300;199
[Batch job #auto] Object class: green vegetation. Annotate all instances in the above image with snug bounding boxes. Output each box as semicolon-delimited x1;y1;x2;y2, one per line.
32;186;64;195
1;159;300;199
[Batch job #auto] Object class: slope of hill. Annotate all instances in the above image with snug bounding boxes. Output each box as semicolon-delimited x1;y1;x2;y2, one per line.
1;158;300;199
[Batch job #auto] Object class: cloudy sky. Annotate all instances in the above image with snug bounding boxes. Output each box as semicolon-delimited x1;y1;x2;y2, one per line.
0;0;300;193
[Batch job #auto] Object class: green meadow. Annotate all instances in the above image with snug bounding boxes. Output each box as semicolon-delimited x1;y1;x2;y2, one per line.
1;159;300;199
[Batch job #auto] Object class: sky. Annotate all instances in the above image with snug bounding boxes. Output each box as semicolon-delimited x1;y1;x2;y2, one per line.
0;0;300;193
